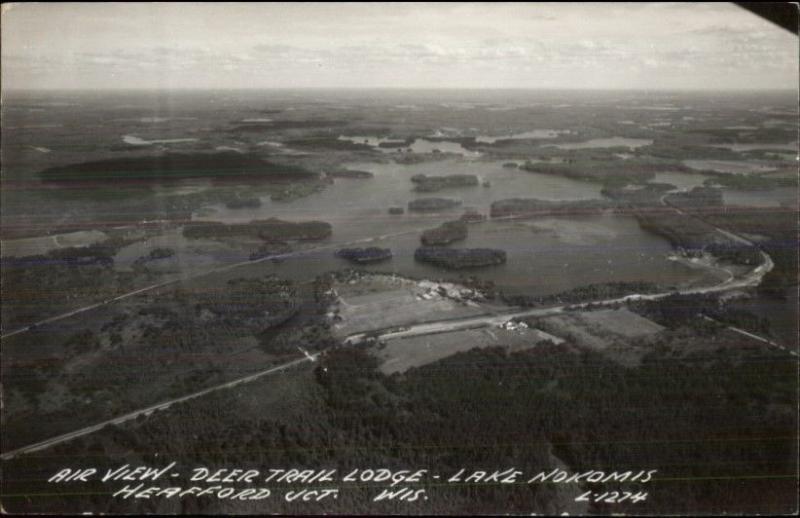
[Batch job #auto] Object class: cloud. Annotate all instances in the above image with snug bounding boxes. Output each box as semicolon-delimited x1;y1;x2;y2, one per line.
2;3;796;90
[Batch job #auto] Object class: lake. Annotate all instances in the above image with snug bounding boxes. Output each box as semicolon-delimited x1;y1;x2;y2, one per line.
710;142;798;153
475;129;571;144
187;158;706;297
683;159;777;174
545;137;653;150
122;135;199;146
230;213;707;298
338;135;480;158
650;172;711;190
722;187;799;208
193;158;605;227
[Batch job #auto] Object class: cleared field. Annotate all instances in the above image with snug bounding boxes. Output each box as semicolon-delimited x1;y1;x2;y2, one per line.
536;308;664;367
578;308;665;337
334;289;485;336
374;326;561;375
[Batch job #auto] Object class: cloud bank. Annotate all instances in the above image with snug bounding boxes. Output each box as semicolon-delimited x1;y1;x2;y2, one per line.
2;2;797;90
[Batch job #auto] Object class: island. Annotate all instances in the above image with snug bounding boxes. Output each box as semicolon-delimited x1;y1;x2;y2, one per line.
326;169;375;179
225;197;262;209
377;139;413;148
421;220;468;245
490;198;616;218
270;182;327;202
414;247;507;269
665;186;724;208
38;152;318;184
460;210;487;223
601;182;676;206
408;197;462;212
284;137;372;151
410;173;479;192
184;218;332;241
335;247;393;264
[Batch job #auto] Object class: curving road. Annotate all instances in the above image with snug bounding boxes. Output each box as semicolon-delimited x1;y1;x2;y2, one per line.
345;246;773;345
347;194;777;344
0;193;782;460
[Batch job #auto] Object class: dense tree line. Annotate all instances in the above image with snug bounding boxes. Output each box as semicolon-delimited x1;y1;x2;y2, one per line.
4;318;795;515
502;281;661;307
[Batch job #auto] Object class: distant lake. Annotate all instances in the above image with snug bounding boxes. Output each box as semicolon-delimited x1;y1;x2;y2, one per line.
683;159;777;174
723;188;798;208
235;213;707;299
710;141;798;152
193;159;605;227
650;172;710;190
724;125;758;130
621;105;680;111
256;140;309;156
475;129;571;144
339;135;396;147
408;139;480;158
338;135;480;158
545;137;653;150
122;135;198;146
188;158;706;297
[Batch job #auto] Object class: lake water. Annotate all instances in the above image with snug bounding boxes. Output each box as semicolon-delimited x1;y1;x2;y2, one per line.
722;188;799;208
239;213;705;298
710;142;798;153
256;141;309;156
627;105;680;111
122;135;199;146
650;172;711;190
339;135;397;147
683;159;777;174
338;135;480;158
475;129;570;144
545;137;653;150
648;172;796;208
408;139;480;158
187;158;704;297
193;159;605;226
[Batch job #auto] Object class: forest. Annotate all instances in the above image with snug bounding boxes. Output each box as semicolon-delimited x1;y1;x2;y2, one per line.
2;318;795;515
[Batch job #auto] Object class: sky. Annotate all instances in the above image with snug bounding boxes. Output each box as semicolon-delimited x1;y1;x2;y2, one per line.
2;2;797;91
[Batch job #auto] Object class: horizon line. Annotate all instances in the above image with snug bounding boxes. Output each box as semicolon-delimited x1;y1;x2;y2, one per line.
3;86;798;93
